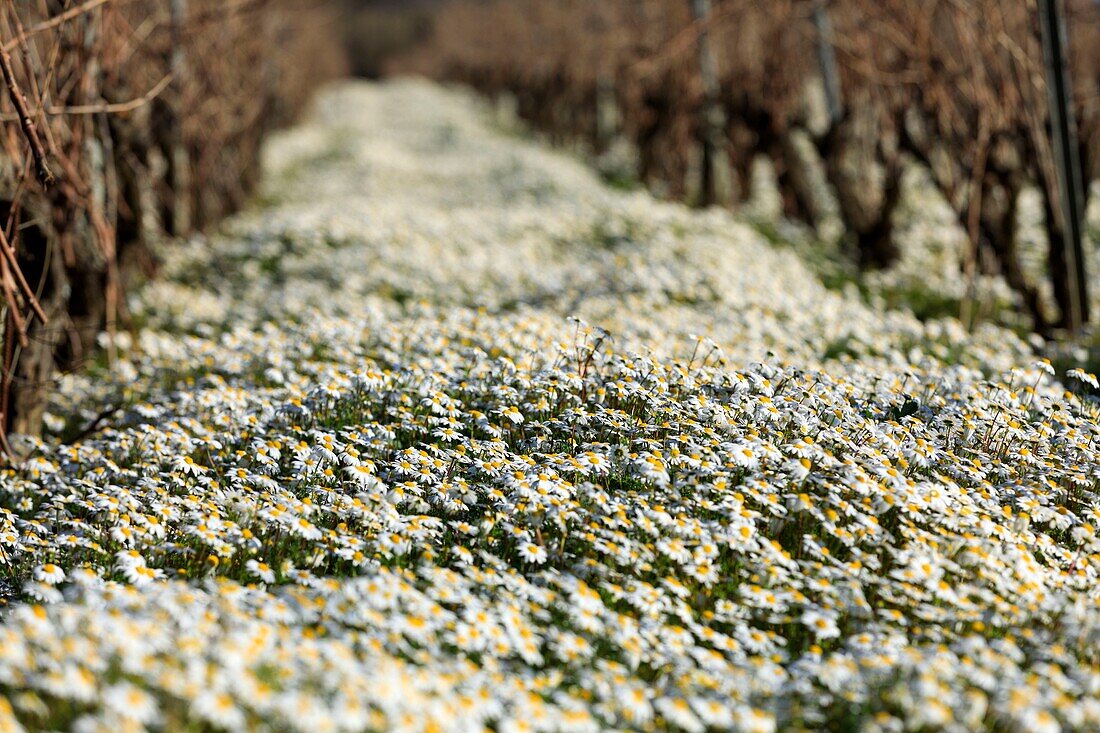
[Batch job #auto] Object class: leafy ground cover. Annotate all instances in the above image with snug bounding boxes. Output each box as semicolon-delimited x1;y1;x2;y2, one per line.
1;81;1098;732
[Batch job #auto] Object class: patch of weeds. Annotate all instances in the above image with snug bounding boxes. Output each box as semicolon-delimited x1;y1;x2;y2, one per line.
887;397;921;421
822;335;862;361
599;169;640;191
878;284;962;322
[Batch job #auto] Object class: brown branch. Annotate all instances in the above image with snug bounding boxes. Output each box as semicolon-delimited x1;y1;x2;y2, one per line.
627;2;742;81
0;72;173;120
0;227;47;325
185;0;272;30
1;0;115;53
0;260;28;348
0;35;53;186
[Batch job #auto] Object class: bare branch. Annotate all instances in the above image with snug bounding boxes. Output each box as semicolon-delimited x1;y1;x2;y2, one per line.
0;36;53;186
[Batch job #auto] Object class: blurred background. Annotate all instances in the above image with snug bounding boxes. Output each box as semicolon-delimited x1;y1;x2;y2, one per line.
367;0;1100;338
0;0;1098;439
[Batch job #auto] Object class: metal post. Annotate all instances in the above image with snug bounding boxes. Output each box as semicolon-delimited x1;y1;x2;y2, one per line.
169;0;191;235
812;0;843;127
690;0;735;206
595;72;619;152
1039;0;1089;330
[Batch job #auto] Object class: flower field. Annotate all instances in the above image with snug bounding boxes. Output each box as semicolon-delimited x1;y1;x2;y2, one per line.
1;80;1099;731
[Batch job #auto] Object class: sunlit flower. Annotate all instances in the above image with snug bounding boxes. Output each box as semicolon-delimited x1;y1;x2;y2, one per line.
33;563;65;585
